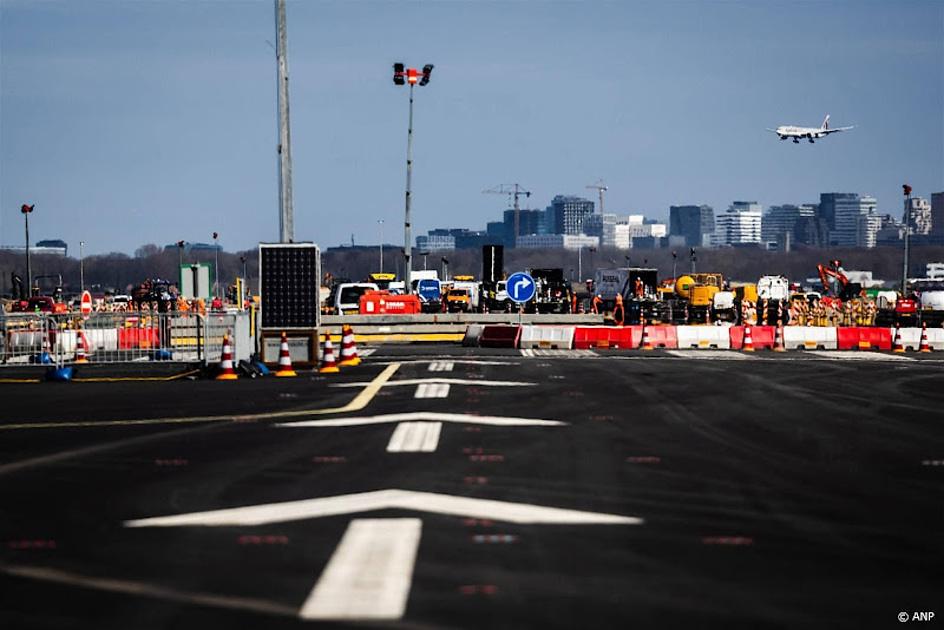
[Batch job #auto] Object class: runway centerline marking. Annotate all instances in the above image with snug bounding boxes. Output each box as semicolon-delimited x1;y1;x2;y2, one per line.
0;363;400;431
387;422;442;452
300;518;421;621
414;383;450;399
428;361;454;372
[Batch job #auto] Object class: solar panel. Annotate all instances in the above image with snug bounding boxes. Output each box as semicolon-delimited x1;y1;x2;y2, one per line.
259;243;321;329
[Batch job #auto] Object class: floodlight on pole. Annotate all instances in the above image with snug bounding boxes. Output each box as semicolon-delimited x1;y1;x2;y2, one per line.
392;61;434;293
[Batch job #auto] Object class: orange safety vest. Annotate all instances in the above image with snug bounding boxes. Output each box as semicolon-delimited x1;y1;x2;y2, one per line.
591;295;602;314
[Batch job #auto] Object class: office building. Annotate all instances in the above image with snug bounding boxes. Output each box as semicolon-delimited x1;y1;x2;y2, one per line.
932;192;944;237
829;194;877;247
714;201;763;246
905;197;932;235
669;205;715;247
856;213;882;249
546;195;595;236
516;234;599;250
415;232;455;251
762;204;816;246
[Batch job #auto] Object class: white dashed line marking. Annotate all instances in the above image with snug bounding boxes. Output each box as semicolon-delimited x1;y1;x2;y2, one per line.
427;361;454;372
414;383;451;398
386;422;443;453
300;518;421;621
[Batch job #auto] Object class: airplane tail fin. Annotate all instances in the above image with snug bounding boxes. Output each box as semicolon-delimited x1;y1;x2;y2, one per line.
822;114;830;130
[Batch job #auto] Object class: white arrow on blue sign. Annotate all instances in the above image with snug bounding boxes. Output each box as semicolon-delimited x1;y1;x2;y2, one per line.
506;272;536;303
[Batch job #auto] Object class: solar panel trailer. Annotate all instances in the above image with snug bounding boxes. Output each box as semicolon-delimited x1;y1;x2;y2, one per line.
258;242;321;366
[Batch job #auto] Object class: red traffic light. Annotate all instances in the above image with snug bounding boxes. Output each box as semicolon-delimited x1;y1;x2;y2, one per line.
20;204;34;214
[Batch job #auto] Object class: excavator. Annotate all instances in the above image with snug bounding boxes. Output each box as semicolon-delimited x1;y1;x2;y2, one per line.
816;259;862;303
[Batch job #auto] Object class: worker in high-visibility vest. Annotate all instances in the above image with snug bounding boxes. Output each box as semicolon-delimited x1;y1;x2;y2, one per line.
591;294;602;314
613;293;625;327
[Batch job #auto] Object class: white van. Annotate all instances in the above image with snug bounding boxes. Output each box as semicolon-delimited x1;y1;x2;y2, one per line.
332;283;379;315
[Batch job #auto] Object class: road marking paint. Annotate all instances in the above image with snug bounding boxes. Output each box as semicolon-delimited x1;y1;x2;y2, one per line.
520;349;597;358
428;361;454;372
667;350;751;360
702;536;754;546
0;563;296;617
413;383;451;399
299;518;421;621
386;422;442;453
124;489;642;528
278;411;565;428
626;456;661;464
807;351;915;362
331;377;533;388
372;359;518;366
921;460;944;466
0;363;400;431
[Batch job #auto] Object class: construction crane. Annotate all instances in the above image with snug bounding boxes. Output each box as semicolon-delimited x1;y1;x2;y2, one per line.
483;183;531;246
585;179;607;214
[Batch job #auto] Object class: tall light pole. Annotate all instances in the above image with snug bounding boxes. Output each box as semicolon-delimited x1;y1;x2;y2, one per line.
419;250;429;271
378;219;384;272
79;241;85;293
902;184;912;295
393;62;434;294
275;0;294;242
21;204;34;291
213;231;220;298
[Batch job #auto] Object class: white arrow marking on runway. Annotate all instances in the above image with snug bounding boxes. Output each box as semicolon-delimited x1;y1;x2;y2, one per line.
413;383;450;399
275;411;565;428
124;489;641;528
427;361;454;372
299;518;421;620
331;378;533;388
386;422;442;452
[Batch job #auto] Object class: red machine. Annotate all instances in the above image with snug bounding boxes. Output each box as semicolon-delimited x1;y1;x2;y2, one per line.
816;259;862;303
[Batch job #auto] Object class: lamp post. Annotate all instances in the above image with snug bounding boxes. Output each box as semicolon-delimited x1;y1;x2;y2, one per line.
212;232;220;299
378;219;384;272
240;255;248;283
419;250;429;271
80;241;85;293
392;62;434;294
902;184;912;295
577;246;582;282
21;204;34;291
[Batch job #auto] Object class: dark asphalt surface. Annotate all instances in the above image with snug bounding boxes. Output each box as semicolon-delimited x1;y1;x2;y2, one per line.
1;346;942;629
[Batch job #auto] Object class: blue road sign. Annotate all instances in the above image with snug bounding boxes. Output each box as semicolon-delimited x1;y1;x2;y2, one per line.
507;272;536;303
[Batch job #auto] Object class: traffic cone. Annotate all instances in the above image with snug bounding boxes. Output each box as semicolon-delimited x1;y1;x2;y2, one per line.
319;333;340;374
74;331;90;363
275;331;297;377
640;318;653;350
742;324;755;352
892;324;905;353
773;320;785;352
215;331;238;380
919;322;932;353
338;325;361;366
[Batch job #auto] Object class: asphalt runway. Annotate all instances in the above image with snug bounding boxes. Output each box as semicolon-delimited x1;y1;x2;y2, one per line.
1;346;942;629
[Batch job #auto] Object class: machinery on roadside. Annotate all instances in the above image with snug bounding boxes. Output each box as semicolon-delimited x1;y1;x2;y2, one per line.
817;259;862;303
527;268;573;314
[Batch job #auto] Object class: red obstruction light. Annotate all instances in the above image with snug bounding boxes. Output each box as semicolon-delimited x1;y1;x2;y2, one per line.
21;204;34;214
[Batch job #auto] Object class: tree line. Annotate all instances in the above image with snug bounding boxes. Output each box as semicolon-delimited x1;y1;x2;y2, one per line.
1;243;941;297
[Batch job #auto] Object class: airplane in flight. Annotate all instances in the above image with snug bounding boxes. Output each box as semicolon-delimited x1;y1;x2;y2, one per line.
767;115;854;143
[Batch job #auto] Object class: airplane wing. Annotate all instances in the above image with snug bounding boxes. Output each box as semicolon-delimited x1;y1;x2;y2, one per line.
822;125;855;134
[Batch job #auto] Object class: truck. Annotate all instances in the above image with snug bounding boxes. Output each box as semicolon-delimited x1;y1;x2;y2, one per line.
756;275;791;324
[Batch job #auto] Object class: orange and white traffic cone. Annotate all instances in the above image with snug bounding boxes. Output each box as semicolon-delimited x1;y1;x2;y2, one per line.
892;323;905;353
773;320;785;352
319;333;340;374
74;331;90;363
215;331;238;380
640;318;653;350
742;324;755;352
338;325;361;366
275;331;297;377
919;322;931;353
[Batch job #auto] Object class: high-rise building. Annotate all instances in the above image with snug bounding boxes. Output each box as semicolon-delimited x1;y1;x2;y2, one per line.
817;193;856;232
714;201;763;246
828;194;877;247
546;195;595;235
516;234;599;250
875;214;905;246
793;216;830;247
856;213;882;249
932;192;944;237
669;205;714;247
762;204;816;246
905;197;932;235
416;233;455;251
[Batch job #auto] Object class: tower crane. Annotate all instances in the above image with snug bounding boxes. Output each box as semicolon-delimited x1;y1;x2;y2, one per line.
585;179;607;214
483;183;531;247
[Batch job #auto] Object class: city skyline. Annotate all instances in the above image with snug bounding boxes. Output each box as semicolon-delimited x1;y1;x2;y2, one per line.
1;1;942;255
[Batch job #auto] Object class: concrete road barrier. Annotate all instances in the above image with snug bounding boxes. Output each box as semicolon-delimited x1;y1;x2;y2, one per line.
782;326;838;350
519;325;575;350
677;326;730;349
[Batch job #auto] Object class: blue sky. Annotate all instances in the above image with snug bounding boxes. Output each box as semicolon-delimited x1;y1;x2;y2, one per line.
1;0;942;255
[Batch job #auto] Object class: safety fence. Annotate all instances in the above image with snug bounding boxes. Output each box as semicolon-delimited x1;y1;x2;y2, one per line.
468;324;944;351
0;312;247;366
